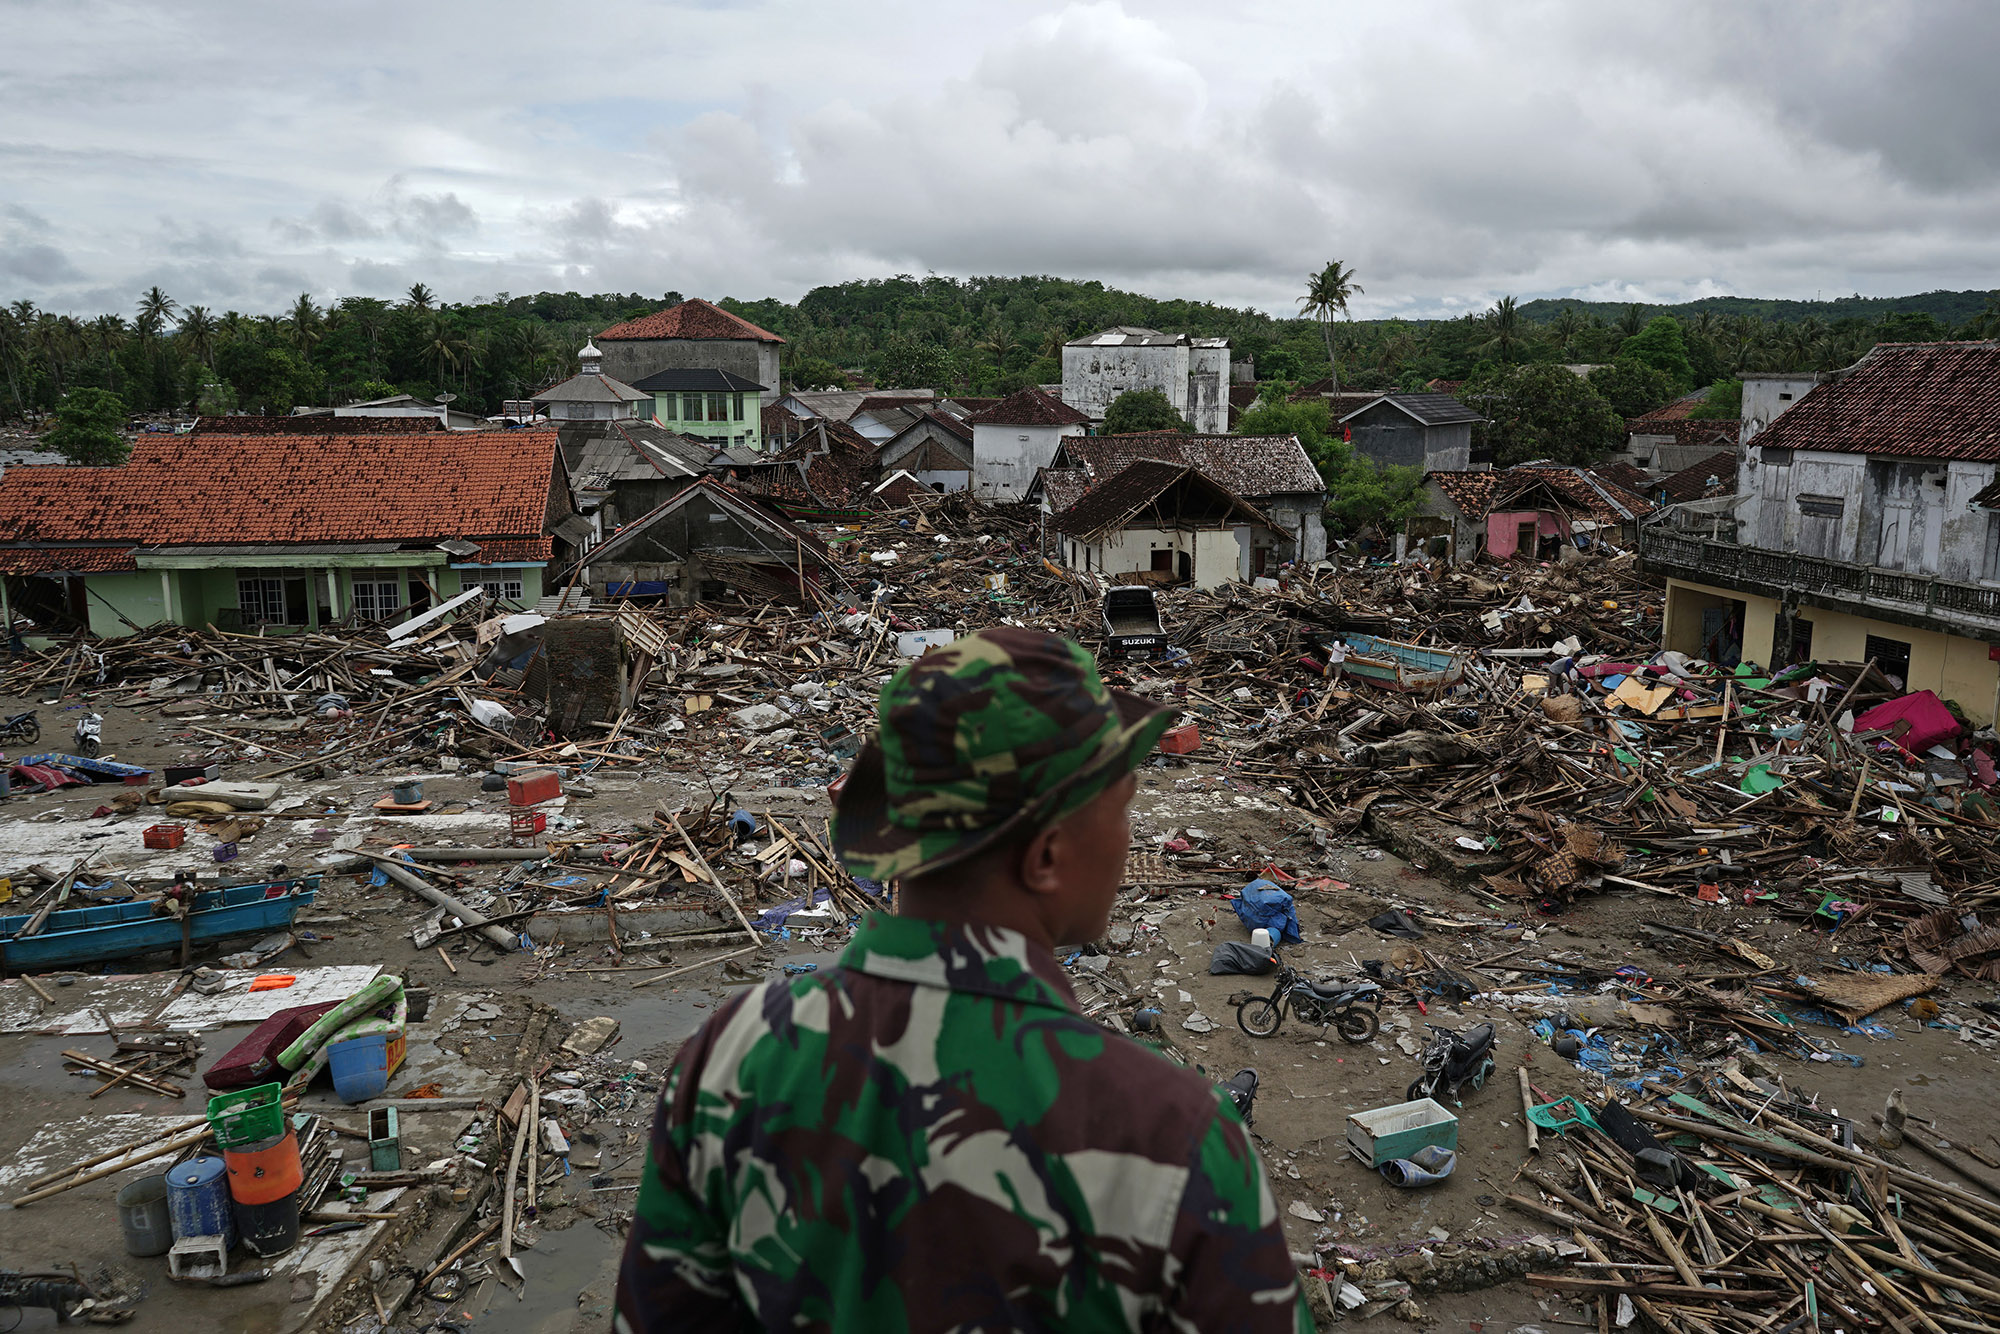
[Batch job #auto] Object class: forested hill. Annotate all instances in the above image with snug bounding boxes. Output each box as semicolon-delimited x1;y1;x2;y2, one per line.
1515;289;1995;328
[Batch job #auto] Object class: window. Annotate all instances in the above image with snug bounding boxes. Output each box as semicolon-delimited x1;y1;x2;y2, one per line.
1778;392;1793;401
1984;513;2000;581
708;393;728;420
657;395;676;420
732;393;746;421
238;577;287;624
683;393;704;422
466;575;525;604
352;576;403;622
1797;494;1844;518
1862;633;1912;686
1761;447;1793;467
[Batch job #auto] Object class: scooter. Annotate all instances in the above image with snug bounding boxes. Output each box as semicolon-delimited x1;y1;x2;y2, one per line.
1406;1021;1497;1104
0;710;38;745
73;712;102;758
1219;1068;1260;1125
1235;958;1382;1043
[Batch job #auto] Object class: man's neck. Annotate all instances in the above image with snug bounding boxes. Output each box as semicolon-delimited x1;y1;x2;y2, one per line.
896;881;1057;952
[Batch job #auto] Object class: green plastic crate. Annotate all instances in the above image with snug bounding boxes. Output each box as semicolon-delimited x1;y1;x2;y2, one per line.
206;1082;284;1150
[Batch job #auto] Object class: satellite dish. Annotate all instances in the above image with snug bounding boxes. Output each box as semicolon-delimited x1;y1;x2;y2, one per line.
436;392;458;404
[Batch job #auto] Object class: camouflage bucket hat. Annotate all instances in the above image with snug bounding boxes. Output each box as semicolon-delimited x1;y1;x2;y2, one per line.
833;625;1176;882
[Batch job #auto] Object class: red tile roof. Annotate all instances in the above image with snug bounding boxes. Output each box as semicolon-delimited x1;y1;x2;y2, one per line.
1426;469;1503;516
1056;433;1323;498
1750;342;2000;460
1627;389;1710;428
1655;450;1738;502
193;415;445;435
1593;462;1653;492
0;430;562;574
596;298;785;344
2;547;140;573
964;387;1090;427
1508;464;1657;522
1053;460;1268;540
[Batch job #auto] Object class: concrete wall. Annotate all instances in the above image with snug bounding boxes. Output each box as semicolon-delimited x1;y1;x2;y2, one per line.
972;422;1084;500
1076;523;1252;588
1189;343;1230;434
1347;406;1471;471
651;391;760;449
1485;509;1567;560
1740;446;1998;578
599;339;781;405
1740;374;1817;443
1260;496;1328;564
1061;343;1190;423
1663;576;2000;722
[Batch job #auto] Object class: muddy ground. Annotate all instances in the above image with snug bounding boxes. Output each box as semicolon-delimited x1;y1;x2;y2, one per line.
2;688;1996;1333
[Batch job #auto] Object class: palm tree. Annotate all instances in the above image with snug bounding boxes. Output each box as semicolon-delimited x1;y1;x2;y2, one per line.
405;283;435;311
339;297;390;377
219;310;248;347
90;314;128;391
137;286;178;338
0;304;31;416
177;306;217;368
33;314;83;396
1478;296;1529;364
1299;260;1364;393
975;327;1020;370
1548;306;1586;358
1617;303;1646;340
1038;327;1068;360
287;293;324;358
421;314;465;387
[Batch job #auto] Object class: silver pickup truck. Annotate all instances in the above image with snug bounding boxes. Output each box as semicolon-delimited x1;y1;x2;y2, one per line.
1101;586;1167;657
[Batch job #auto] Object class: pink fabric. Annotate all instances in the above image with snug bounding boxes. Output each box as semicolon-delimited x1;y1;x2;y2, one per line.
1853;690;1962;756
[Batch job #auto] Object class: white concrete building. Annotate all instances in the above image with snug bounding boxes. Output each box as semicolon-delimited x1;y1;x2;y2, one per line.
964;387;1089;501
1739;372;1823;443
1061;327;1230;434
1051;459;1274;589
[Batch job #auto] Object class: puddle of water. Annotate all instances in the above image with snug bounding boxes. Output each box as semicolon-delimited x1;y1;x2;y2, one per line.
469;1222;621;1334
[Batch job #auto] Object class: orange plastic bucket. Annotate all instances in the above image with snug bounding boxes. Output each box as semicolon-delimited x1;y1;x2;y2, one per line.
223;1129;302;1206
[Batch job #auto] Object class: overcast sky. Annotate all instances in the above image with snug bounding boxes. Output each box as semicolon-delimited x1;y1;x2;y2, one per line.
7;0;1999;321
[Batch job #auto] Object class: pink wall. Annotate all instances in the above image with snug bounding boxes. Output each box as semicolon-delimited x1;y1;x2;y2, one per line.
1485;509;1569;559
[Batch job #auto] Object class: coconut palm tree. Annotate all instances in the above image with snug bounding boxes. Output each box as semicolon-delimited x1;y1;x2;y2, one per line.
1548;306;1587;358
287;293;324;358
87;314;128;392
1617;303;1646;340
1299;260;1364;393
339;297;390;378
137;286;178;334
1478;296;1530;364
177;306;217;368
405;283;435;311
421;313;464;387
975;326;1020;370
0;304;31;415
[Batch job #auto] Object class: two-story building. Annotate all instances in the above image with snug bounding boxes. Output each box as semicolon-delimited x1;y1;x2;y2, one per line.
1061;328;1230;434
632;368;766;450
593;299;786;407
1640;341;2000;723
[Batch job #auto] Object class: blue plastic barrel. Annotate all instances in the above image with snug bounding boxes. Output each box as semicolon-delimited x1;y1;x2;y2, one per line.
327;1033;390;1103
166;1156;236;1249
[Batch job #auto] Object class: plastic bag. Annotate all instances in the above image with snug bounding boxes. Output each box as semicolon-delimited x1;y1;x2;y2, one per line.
1209;941;1277;976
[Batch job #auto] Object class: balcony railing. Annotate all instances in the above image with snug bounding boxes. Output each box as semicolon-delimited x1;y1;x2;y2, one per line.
1640;529;2000;634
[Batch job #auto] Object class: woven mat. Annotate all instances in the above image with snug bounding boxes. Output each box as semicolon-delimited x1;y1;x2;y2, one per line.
1792;971;1941;1024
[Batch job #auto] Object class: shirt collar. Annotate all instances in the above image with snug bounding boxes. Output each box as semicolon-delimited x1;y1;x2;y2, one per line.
839;912;1080;1015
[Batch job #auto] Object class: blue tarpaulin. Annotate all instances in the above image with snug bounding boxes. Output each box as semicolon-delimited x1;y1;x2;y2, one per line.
1232;879;1302;944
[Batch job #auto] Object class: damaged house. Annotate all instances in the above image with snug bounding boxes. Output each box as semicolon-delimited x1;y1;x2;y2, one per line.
875;410;974;493
574;477;832;606
1039;432;1328;569
0;422;587;637
1049;459;1276;589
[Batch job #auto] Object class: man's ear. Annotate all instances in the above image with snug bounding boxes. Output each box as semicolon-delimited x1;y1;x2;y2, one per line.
1018;821;1064;895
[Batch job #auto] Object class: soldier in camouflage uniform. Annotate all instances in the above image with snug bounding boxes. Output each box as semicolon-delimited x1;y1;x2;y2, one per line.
616;626;1313;1332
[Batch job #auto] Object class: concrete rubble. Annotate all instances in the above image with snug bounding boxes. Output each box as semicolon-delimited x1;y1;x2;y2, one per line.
3;493;2000;1330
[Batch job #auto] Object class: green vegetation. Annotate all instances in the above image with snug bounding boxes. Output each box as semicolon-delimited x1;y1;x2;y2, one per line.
1101;388;1189;434
1235;398;1423;537
1461;364;1625;468
44;387;129;465
1;275;1992;430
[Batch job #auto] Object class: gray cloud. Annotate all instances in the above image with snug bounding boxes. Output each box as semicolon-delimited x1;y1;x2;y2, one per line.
6;0;2000;319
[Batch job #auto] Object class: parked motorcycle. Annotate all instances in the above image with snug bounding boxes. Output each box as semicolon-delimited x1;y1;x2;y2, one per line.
73;712;103;758
1236;960;1382;1043
0;710;38;745
1219;1068;1260;1124
1406;1022;1498;1104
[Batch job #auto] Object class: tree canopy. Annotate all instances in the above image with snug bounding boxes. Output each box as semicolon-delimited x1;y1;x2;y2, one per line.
1102;388;1189;434
45;387;129;465
1463;364;1624;467
1235;398;1424;537
1616;316;1697;391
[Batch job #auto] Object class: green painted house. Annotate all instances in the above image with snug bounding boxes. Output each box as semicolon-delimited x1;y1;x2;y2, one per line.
631;369;768;451
0;417;588;641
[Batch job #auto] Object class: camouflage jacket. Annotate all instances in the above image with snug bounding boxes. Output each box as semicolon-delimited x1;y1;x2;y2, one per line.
615;913;1312;1333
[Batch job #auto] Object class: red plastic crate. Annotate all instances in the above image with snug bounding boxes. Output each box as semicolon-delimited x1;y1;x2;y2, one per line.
509;809;547;840
1158;724;1201;755
143;824;187;850
506;769;561;806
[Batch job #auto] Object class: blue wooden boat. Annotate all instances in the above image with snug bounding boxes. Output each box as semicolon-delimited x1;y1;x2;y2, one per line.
2;877;318;971
1333;633;1470;693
